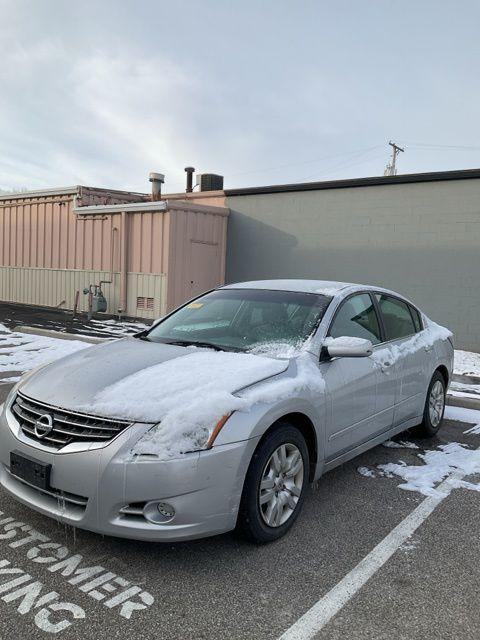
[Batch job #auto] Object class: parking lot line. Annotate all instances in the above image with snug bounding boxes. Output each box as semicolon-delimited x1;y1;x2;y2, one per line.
278;454;479;640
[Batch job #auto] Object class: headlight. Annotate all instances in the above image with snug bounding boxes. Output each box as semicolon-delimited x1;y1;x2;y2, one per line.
132;414;231;458
3;364;50;410
4;380;21;409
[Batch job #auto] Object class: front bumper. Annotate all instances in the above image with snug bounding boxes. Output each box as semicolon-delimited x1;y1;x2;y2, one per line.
0;402;258;542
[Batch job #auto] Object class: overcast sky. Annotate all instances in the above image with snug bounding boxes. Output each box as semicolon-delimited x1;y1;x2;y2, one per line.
1;0;480;194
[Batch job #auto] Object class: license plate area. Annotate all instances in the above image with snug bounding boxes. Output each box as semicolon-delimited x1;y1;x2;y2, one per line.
10;451;51;490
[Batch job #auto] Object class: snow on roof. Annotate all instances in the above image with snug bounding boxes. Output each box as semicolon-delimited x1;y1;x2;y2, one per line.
222;279;352;296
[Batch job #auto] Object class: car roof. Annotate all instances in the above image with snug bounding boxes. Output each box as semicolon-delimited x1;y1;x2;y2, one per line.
220;279;354;295
220;279;420;309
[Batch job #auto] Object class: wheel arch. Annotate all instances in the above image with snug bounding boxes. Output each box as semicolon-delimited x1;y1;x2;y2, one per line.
256;412;318;482
435;364;449;387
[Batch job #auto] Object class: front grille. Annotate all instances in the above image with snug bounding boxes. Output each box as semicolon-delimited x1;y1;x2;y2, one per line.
11;391;132;449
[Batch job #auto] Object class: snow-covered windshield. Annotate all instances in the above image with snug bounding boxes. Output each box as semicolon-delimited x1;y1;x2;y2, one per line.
145;288;332;352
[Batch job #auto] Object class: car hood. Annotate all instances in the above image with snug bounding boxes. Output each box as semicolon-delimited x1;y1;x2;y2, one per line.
19;338;290;420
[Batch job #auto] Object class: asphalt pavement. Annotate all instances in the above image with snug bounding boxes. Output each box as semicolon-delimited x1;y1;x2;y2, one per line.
0;378;478;640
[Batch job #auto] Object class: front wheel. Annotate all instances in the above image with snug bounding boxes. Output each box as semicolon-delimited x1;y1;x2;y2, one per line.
237;424;309;544
412;371;446;437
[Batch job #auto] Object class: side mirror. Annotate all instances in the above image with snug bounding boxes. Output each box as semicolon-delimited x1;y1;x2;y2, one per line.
324;336;373;358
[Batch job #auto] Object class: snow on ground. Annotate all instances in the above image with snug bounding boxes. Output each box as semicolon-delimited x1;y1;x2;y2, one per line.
376;443;480;497
444;405;480;434
382;439;419;449
454;349;480;377
357;466;376;478
0;323;91;382
88;318;150;337
358;406;480;496
448;380;480;399
86;351;324;458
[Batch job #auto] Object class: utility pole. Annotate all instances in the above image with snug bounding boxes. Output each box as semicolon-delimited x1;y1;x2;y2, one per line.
384;141;404;176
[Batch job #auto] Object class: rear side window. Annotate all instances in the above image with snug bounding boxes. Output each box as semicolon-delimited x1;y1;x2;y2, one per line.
375;294;416;340
409;306;423;332
329;293;382;344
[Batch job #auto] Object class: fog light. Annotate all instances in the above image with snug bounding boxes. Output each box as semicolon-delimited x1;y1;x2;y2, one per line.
143;500;176;524
157;502;175;518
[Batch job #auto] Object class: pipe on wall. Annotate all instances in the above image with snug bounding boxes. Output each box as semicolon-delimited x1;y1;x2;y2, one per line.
110;226;118;283
119;212;128;314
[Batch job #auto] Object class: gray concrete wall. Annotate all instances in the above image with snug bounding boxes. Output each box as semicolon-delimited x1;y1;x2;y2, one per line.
226;179;480;351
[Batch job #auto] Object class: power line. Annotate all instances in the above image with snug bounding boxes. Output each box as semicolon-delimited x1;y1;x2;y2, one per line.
229;144;383;178
302;147;383;181
400;141;480;151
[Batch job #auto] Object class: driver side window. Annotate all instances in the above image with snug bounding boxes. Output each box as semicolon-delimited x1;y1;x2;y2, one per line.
329;293;381;344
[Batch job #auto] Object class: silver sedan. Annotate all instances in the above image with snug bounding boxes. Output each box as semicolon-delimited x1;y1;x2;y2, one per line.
0;280;453;543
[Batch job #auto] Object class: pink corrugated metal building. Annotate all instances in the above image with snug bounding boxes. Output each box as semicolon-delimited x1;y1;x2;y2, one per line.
0;184;228;319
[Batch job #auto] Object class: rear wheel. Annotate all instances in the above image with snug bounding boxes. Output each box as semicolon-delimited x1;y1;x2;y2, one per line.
237;424;309;544
412;371;446;437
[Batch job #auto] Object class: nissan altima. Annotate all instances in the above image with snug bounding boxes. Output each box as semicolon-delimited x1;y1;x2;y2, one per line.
0;280;453;543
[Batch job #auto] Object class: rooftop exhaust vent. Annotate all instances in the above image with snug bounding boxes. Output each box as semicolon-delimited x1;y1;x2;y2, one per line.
196;173;224;192
184;166;195;193
149;172;165;201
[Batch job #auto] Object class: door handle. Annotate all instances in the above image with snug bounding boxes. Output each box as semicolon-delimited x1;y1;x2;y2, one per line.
424;345;433;353
381;361;392;372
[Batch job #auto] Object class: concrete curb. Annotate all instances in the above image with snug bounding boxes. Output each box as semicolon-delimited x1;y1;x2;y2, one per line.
13;326;108;344
446;394;480;411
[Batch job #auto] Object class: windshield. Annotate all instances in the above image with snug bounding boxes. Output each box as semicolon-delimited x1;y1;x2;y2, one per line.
145;288;332;353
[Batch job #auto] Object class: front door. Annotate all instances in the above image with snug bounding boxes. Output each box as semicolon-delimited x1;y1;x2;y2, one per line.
322;292;395;459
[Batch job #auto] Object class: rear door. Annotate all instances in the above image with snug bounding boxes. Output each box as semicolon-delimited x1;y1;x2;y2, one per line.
374;293;428;425
322;292;395;459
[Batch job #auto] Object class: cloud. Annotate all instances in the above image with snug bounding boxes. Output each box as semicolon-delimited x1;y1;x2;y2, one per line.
1;0;480;193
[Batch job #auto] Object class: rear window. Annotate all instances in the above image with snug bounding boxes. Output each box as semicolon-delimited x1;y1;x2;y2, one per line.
375;294;416;341
409;306;423;332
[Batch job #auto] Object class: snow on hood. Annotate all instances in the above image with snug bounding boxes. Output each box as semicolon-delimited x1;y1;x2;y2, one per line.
85;351;323;458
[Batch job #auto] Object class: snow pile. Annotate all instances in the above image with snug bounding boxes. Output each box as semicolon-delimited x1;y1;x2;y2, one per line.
0;324;90;382
86;351;323;458
377;443;480;497
382;440;419;450
357;466;376;478
454;349;480;377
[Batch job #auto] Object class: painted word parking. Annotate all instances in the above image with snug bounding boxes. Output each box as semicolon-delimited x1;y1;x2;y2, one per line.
0;510;154;634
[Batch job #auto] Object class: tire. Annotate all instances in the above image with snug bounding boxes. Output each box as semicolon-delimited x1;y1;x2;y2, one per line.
237;423;309;544
411;371;446;437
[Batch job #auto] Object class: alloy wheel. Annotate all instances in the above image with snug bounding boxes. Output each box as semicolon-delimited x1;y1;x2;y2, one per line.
258;443;304;527
429;380;445;427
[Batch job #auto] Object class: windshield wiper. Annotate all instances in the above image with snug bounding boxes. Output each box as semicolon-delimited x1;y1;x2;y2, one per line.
134;331;152;341
166;340;230;352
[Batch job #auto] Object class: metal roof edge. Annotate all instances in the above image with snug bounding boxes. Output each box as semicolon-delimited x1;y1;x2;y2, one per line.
225;168;480;197
0;185;149;202
164;199;229;216
74;200;168;215
0;186;80;201
74;199;229;216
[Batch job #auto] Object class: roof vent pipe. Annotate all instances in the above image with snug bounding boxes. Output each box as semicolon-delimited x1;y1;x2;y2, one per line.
184;166;195;193
149;172;165;201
